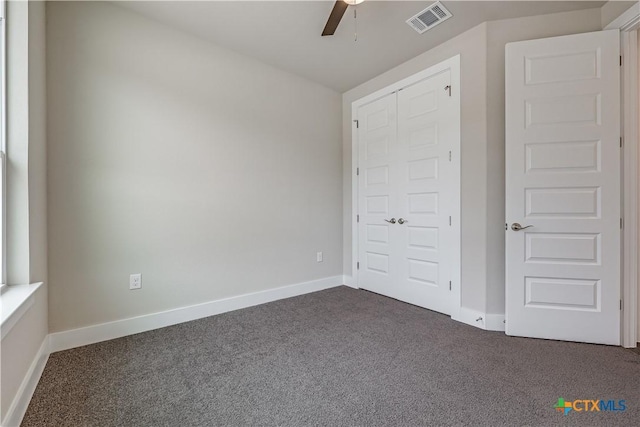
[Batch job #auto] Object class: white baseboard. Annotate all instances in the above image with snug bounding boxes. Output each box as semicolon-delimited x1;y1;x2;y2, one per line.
2;336;50;427
485;313;506;332
49;276;343;353
453;307;487;329
452;307;505;332
342;275;358;289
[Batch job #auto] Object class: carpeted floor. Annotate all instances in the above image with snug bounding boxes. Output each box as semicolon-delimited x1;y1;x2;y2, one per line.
22;286;640;426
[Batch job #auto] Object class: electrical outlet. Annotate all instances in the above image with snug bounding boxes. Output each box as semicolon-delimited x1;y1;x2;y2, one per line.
130;273;142;290
316;252;323;263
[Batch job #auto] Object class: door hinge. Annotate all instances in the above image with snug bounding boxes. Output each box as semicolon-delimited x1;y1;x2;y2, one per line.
354;119;359;129
357;214;360;223
357;262;360;270
449;216;452;226
620;137;623;148
620;55;623;66
449;151;452;162
449;281;452;291
620;299;623;310
621;217;623;229
356;167;360;176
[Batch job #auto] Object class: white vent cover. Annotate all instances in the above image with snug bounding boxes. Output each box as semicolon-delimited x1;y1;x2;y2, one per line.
406;2;452;34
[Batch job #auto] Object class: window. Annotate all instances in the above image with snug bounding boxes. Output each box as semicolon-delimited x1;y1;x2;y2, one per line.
0;0;6;289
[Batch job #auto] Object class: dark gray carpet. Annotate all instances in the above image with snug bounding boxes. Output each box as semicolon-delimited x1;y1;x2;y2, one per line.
22;286;640;426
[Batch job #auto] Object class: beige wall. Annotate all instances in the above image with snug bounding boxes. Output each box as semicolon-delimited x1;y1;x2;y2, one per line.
27;0;48;284
1;0;48;423
343;8;603;316
46;1;342;333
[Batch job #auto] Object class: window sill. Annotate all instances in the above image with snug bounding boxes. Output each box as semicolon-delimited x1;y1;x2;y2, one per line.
1;282;42;340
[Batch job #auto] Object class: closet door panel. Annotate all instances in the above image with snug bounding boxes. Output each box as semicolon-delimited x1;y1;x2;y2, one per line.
357;93;400;299
397;70;454;315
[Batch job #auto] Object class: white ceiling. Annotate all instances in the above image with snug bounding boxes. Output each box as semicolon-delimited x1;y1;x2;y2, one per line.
117;1;612;92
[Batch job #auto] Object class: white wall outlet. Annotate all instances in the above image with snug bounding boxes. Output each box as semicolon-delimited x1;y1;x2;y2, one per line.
130;273;142;290
316;252;323;263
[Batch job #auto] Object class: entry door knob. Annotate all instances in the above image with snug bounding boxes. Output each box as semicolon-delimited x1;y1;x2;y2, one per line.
384;218;396;224
398;218;407;224
511;222;533;231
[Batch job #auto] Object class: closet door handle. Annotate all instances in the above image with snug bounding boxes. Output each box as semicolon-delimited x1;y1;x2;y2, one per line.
384;218;397;224
511;223;533;231
397;218;407;225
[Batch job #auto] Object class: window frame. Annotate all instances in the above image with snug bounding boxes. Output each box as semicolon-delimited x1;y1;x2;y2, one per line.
0;0;6;289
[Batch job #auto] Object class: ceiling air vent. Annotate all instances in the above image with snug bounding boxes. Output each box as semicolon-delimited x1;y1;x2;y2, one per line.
407;2;452;34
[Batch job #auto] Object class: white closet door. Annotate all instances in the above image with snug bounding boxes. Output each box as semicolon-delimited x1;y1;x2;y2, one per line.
357;93;400;299
356;60;459;315
396;70;455;315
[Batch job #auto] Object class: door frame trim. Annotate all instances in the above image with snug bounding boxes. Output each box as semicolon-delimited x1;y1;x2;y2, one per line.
350;54;461;318
607;6;639;348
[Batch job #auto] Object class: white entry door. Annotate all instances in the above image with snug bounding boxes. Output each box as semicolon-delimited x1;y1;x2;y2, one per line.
357;67;458;316
505;30;621;345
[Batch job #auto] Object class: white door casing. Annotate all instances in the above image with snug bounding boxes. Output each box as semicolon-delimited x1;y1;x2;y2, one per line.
505;30;621;345
355;57;460;317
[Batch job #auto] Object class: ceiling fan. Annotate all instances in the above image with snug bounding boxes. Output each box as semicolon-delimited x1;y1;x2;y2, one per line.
322;0;364;37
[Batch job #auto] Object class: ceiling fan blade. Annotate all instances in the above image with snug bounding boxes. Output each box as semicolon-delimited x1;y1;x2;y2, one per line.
322;1;349;36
